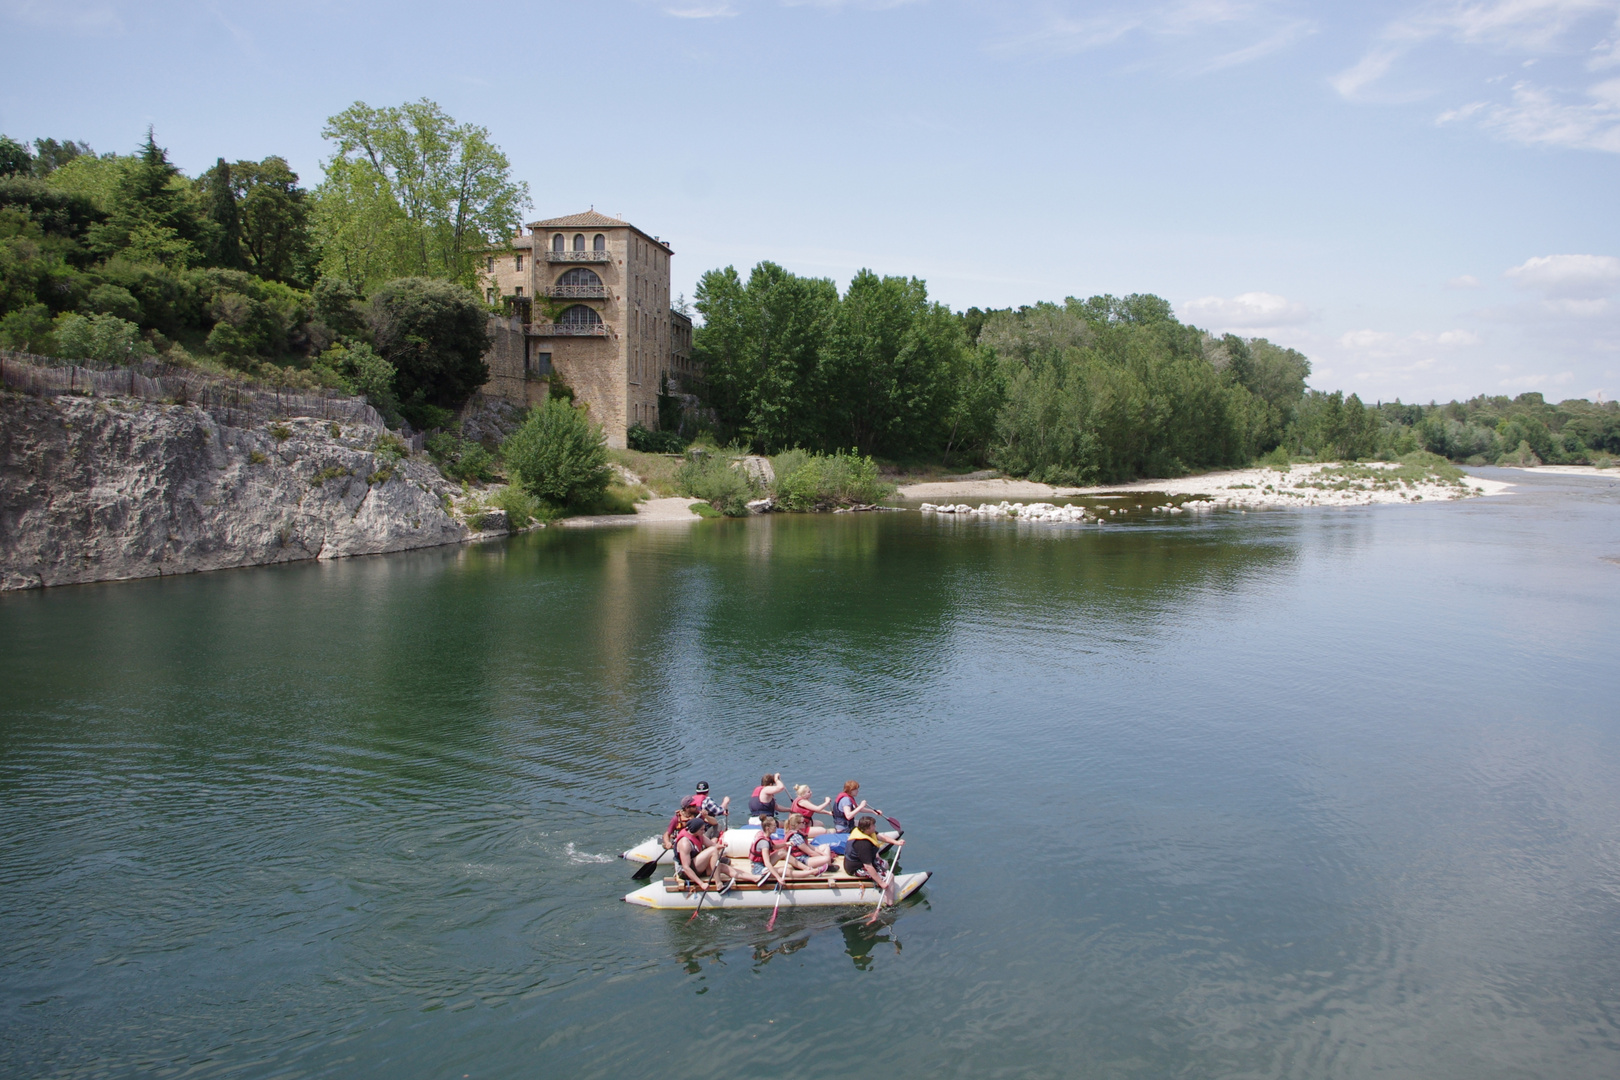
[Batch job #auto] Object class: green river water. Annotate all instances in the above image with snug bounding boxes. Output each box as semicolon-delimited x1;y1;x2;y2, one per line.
3;468;1619;1079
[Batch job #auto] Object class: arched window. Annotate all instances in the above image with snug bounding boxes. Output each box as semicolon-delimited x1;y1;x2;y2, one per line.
552;234;564;253
558;267;602;287
558;304;602;327
573;233;585;251
593;233;606;251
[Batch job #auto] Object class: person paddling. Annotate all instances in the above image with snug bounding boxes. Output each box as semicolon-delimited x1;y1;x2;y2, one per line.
675;808;736;893
687;781;730;840
843;815;902;897
831;780;877;835
790;784;832;837
748;773;789;821
749;815;788;888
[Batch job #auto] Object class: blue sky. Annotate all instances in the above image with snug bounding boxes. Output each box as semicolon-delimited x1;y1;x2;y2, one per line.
4;0;1618;403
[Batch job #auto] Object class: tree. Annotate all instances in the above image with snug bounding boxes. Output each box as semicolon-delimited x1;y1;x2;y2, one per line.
0;136;32;177
89;130;210;267
315;99;530;288
29;138;92;177
367;277;490;423
200;158;245;269
502;398;612;507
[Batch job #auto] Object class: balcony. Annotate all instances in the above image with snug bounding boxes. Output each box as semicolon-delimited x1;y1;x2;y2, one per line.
533;322;610;337
544;249;612;264
541;283;611;299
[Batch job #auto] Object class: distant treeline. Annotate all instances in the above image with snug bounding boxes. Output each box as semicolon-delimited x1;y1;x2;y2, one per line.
0;101;526;430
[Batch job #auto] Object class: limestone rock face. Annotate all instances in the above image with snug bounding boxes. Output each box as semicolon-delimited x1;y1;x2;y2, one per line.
0;394;469;591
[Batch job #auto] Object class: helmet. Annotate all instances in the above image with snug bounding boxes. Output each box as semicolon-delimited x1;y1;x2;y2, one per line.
695;781;710;793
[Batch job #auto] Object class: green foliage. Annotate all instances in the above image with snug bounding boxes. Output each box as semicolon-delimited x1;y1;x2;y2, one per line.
985;297;1259;484
88;131;211;268
693;262;975;457
310;465;351;486
1361;392;1619;466
312;341;397;413
502;397;612;507
368;276;490;417
248;449;267;465
0;303;55;351
480;484;540;529
674;452;759;516
270;423;292;441
425;431;495;482
314;99;531;290
771;448;893;510
627;422;687;453
51;312;152;362
0;136;32;178
1283;390;1382;461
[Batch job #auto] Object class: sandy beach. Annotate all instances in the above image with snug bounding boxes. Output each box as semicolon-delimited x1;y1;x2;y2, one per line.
558;495;705;527
900;462;1512;510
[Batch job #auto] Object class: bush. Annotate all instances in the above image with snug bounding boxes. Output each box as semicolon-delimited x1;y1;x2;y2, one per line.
627;423;688;453
369;277;491;413
0;304;56;352
675;452;758;516
51;312;152;363
426;431;495;482
772;448;892;510
489;483;542;527
502;398;612;507
312;341;397;412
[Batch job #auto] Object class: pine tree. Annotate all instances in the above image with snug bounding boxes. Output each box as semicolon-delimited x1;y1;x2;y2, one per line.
89;128;208;265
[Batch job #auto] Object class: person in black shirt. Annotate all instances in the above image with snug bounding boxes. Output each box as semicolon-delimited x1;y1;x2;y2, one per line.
842;814;902;897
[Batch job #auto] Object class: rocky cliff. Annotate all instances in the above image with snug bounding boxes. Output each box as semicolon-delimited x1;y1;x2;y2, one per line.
1;391;471;591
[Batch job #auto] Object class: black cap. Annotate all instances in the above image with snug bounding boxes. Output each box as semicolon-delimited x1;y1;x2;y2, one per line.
695;782;710;793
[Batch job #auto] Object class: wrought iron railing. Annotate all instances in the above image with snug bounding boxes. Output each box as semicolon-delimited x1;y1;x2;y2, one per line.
544;249;612;263
541;283;610;299
533;322;610;337
503;296;533;322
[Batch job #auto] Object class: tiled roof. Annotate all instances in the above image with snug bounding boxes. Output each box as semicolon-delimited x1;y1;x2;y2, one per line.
528;210;632;229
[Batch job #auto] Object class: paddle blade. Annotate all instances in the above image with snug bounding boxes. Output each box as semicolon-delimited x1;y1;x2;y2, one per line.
631;854;663;881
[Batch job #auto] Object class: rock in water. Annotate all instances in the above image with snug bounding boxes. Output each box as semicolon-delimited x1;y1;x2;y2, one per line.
1;394;469;591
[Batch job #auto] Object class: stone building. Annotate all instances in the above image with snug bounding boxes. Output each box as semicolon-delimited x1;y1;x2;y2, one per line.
477;210;695;449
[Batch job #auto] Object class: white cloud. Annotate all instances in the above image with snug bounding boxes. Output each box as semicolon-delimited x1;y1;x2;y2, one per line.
1336;1;1620;151
1179;291;1312;331
1440;77;1620;151
1499;369;1576;387
1448;274;1483;288
1;0;122;32
665;3;737;15
1504;253;1620;297
991;0;1311;71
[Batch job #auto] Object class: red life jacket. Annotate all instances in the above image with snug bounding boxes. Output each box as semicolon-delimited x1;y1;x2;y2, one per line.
749;832;773;865
792;799;816;821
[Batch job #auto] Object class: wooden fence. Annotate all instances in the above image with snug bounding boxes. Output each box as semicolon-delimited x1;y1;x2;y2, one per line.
0;351;408;440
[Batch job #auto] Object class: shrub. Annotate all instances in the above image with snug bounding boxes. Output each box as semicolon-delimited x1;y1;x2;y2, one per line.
312;342;397;413
502;398;612;507
772;449;893;511
369;277;491;414
627;423;687;453
0;304;56;352
425;431;495;483
51;312;153;363
675;452;758;516
489;483;542;528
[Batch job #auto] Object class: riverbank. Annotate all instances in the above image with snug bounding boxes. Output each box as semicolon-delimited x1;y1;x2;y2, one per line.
898;460;1511;509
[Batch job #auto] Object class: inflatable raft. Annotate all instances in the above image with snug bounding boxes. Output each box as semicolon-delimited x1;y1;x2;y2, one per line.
625;869;931;909
621;825;899;867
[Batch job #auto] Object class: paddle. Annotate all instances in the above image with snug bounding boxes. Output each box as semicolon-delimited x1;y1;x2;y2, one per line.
765;871;786;931
863;840;903;927
631;847;670;881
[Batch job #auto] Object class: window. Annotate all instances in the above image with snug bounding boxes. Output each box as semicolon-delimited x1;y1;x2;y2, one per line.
593;233;606;251
573;233;585;251
485;287;494;302
524;344;552;376
558;304;602;327
486;256;494;271
515;254;523;272
558;267;602;288
552;234;564;253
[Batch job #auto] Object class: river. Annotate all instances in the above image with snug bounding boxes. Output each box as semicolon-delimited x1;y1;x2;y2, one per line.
3;468;1618;1079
